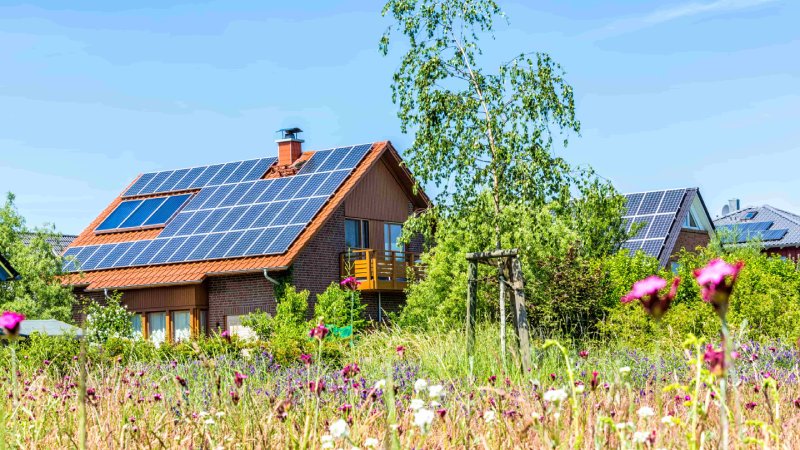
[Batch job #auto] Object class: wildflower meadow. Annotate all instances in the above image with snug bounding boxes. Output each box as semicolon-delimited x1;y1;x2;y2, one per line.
2;258;800;449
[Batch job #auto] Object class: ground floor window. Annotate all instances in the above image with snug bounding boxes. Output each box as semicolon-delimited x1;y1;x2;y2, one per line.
198;310;208;336
172;310;191;342
131;314;143;339
148;312;167;346
226;315;257;340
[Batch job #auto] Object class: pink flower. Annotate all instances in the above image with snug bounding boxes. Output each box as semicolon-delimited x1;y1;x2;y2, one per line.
340;276;361;291
175;376;187;387
0;311;25;337
309;322;329;340
693;259;744;317
153;393;162;401
704;343;738;377
436;408;447;418
308;379;326;395
234;372;247;388
230;390;240;404
300;353;313;365
487;375;497;385
396;345;406;358
579;350;589;359
590;371;599;391
220;330;231;341
621;276;680;320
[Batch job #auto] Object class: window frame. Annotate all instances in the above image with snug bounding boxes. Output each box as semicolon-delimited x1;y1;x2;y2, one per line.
345;218;370;249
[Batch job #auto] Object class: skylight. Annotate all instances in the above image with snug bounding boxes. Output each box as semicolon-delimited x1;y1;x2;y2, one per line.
95;194;192;232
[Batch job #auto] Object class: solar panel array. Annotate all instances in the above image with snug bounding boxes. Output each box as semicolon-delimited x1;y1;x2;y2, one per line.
96;194;192;231
620;189;687;258
122;157;277;198
63;144;373;273
716;221;789;244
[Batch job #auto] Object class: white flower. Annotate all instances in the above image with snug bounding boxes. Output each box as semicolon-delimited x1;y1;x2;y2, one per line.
374;379;386;389
429;401;441;408
428;384;445;399
633;431;650;443
410;398;425;410
615;421;633;430
241;348;252;360
215;411;225;418
414;379;428;393
321;434;334;449
619;366;631;375
661;415;675;426
330;419;350;439
574;384;585;394
203;418;215;426
413;408;435;432
484;410;497;423
637;406;654;418
364;437;380;448
543;388;568;403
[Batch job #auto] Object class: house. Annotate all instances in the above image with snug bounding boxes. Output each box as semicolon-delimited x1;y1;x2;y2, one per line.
621;187;714;268
62;129;431;344
714;200;800;259
0;252;20;281
18;319;83;338
21;232;77;256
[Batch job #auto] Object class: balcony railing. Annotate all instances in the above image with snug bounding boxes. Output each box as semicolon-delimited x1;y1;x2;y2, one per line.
340;249;423;291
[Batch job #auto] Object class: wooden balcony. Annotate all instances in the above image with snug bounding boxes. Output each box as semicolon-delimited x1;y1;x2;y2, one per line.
340;249;423;291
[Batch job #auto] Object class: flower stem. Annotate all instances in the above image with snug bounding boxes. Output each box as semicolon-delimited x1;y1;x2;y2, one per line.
720;318;731;450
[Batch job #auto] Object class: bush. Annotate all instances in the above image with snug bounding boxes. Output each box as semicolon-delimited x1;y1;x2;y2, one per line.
240;310;274;341
261;285;314;363
82;291;134;344
314;282;367;331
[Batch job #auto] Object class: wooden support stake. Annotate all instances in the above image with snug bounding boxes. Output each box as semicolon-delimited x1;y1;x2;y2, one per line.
466;260;478;356
511;257;532;372
498;263;507;370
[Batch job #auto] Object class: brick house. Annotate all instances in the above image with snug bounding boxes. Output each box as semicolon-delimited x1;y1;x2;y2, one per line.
62;130;430;343
714;202;800;259
621;187;714;268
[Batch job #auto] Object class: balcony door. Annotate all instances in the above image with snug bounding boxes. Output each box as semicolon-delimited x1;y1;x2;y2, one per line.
345;218;370;250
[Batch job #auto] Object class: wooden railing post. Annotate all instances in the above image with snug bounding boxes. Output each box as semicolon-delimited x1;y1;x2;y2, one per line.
511;257;531;373
466;260;478;356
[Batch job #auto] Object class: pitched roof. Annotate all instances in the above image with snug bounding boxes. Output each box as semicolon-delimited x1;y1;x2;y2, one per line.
20;232;77;255
621;187;712;267
19;319;83;337
0;252;20;281
714;205;800;248
63;141;429;291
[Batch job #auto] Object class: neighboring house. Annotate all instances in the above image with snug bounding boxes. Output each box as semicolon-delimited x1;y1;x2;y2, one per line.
62;129;431;344
714;202;800;259
0;252;20;281
621;187;715;268
19;319;83;338
20;232;78;255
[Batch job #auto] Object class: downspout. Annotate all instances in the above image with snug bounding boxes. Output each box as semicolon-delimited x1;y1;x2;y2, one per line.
262;268;280;285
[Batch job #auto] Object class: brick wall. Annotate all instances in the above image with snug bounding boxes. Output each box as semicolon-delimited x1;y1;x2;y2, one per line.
360;291;405;322
71;288;105;324
669;228;710;262
293;205;347;318
207;273;276;332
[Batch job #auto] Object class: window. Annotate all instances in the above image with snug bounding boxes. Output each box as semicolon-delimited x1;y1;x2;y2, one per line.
743;211;758;220
131;314;143;340
148;312;167;346
198;310;208;336
95;193;191;232
345;218;370;249
172;310;191;342
683;210;702;230
226;315;257;341
384;223;404;252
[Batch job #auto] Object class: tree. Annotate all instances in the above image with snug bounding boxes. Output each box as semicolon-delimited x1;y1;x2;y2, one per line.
380;0;582;249
0;193;75;321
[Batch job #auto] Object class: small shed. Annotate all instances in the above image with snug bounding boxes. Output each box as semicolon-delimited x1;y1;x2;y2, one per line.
18;319;83;338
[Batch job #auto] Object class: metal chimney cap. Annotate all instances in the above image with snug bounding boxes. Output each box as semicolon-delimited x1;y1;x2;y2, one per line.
276;127;304;141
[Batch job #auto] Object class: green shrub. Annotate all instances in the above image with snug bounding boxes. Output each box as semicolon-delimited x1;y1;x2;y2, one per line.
314;282;367;331
263;285;314;363
240;310;274;341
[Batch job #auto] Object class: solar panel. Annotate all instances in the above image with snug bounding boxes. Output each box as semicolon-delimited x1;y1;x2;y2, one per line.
624;193;644;216
657;189;685;213
761;229;788;241
621;189;688;262
65;143;374;272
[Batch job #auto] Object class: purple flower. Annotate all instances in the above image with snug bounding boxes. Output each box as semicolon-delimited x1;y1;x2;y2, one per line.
621;276;680;320
340;276;361;291
309;322;329;340
0;311;25;337
693;259;744;318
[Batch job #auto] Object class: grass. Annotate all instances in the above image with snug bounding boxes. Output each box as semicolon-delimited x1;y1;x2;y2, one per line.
1;323;799;448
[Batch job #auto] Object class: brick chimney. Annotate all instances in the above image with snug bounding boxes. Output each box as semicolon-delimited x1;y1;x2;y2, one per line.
276;127;304;166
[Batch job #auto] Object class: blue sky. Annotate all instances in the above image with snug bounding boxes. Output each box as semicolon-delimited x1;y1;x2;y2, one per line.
1;0;797;234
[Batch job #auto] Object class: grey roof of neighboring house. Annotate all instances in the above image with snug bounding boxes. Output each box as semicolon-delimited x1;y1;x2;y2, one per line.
714;205;800;249
20;232;78;255
622;187;713;268
18;319;83;338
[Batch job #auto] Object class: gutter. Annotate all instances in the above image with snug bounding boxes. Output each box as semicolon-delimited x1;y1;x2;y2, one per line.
263;268;281;285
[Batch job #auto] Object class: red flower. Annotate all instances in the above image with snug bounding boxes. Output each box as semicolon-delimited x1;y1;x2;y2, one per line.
340;276;361;291
693;259;744;318
590;371;599;391
621;276;680;320
0;311;25;337
341;363;360;379
488;375;497;385
309;322;329;340
745;401;757;410
436;408;447;418
234;372;247;388
579;350;589;359
175;376;187;387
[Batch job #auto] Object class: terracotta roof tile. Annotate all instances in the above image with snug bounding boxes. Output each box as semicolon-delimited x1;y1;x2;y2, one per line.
64;142;392;291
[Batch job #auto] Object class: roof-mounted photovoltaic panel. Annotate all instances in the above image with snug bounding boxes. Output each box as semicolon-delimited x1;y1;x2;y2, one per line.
121;157;277;197
621;189;687;260
66;144;375;273
95;194;191;233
